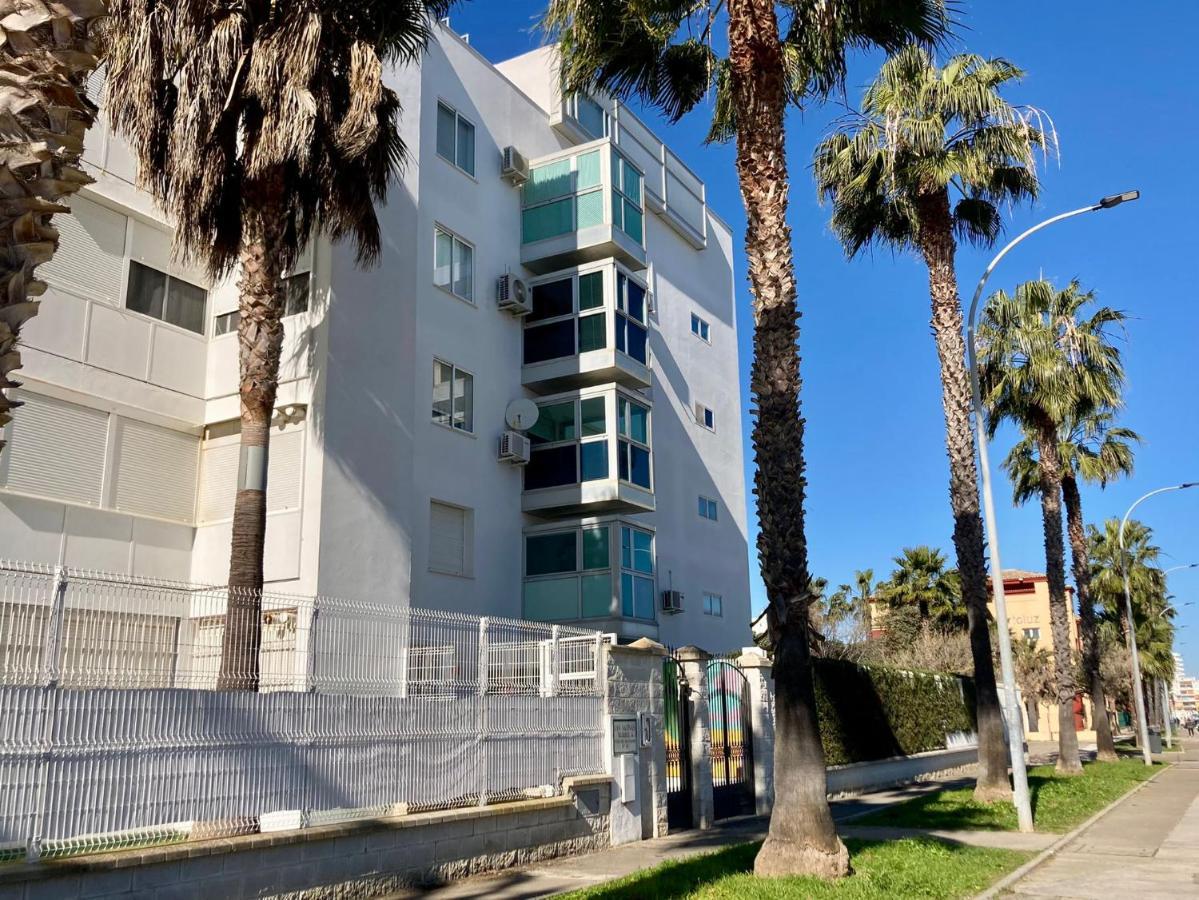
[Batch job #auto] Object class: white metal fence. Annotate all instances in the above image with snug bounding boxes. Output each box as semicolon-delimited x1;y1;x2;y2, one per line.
0;561;606;860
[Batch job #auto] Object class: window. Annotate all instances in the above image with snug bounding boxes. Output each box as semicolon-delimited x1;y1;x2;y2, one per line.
210;273;308;337
522;149;604;244
695;403;714;431
436;101;475;176
617;397;651;490
126;261;207;334
524;270;606;365
525;396;609;490
611;149;644;244
429;501;472;577
432;359;474;433
434;226;474;302
703;593;723;617
620;526;655;619
214;311;238;337
522;524;615;622
615;272;648;365
698;496;718;521
690;312;711;342
567;93;608;139
1023;627;1041;641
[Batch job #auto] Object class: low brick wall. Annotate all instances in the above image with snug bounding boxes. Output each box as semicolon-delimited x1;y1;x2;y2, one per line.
0;776;612;900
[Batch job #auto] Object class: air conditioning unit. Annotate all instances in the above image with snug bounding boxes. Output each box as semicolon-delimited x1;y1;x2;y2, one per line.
498;430;531;465
501;146;529;185
496;273;532;316
662;590;684;614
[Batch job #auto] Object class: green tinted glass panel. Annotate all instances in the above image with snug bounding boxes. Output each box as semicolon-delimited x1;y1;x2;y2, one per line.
524;159;573;205
576;150;601;189
582;526;609;570
633;575;654;619
580;397;605;436
626;402;648;443
611;189;623;230
620;527;632;569
576;190;604;229
622;201;643;243
578;312;606;353
580;441;608;482
523;576;577;622
526;532;577;576
529;401;575;444
581;573;613;618
522;199;573;244
578;271;604;310
620;572;634;617
632;530;653;573
623;164;642;199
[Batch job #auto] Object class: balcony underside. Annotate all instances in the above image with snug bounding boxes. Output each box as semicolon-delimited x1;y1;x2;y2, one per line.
522;225;647;276
522;480;654;519
522;350;651;395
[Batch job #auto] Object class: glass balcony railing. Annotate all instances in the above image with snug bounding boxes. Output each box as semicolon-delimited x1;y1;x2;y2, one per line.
520;140;647;274
522;260;651;393
522;385;654;518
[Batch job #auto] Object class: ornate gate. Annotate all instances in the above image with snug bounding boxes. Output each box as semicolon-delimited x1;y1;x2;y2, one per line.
707;658;755;820
663;657;694;829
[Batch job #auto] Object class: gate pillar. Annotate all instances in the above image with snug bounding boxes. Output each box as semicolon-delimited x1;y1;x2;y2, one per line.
675;646;715;830
737;647;775;816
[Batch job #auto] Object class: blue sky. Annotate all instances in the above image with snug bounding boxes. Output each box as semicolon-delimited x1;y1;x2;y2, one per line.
449;2;1199;672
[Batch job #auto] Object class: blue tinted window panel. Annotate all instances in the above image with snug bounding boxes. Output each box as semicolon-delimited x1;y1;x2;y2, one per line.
525;445;578;490
580;442;608;482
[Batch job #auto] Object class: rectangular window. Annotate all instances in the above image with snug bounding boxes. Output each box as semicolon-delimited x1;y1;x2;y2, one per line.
436;101;475;176
522;522;650;623
126;260;207;335
619;526;655;620
611;149;644;244
429;501;471;576
695;403;715;431
617;396;651;490
698;496;718;521
703;593;723;617
1023;628;1041;641
524;269;608;365
434;226;474;302
569;93;608;139
525;395;609;490
690;312;711;342
432;359;473;433
213;310;238;337
521;149;605;244
284;271;310;316
615;272;648;365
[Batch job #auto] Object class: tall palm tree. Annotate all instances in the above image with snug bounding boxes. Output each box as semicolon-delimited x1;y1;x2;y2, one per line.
544;0;948;879
1004;412;1139;760
879;546;965;628
979;279;1126;774
102;0;453;690
813;46;1050;801
0;3;107;450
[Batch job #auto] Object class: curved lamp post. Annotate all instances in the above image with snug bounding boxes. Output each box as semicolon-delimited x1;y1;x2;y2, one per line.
966;190;1140;832
1120;484;1199;764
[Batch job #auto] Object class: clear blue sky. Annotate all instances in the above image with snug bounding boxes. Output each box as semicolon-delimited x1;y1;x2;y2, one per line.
449;2;1199;673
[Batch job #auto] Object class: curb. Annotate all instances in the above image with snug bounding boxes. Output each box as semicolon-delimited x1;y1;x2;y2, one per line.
973;763;1170;899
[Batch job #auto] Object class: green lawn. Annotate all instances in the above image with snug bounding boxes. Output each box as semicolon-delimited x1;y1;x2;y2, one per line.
856;758;1161;833
560;839;1029;900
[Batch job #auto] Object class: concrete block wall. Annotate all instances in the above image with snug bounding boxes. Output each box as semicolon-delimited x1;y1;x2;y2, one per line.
604;639;669;842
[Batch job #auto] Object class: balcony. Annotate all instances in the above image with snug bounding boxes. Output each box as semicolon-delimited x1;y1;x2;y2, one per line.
521;516;659;641
520;140;647;275
522;260;651;394
522;385;654;518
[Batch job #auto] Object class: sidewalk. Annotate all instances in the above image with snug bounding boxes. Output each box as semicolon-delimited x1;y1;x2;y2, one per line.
1004;737;1199;899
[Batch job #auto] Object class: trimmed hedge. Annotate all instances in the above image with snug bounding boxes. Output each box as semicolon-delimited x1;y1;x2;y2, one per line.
812;658;977;767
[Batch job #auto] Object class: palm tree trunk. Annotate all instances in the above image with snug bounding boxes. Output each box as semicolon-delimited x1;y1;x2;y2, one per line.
1033;415;1083;773
1062;474;1117;761
0;2;104;450
914;189;1011;802
216;178;286;692
726;0;846;879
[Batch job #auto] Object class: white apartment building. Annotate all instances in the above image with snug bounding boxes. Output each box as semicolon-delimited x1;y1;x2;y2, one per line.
0;27;751;650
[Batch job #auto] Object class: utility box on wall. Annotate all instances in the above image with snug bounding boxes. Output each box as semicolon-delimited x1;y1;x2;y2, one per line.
609;715;642;844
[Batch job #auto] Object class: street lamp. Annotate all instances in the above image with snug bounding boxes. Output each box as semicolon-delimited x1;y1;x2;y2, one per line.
965;190;1140;832
1120;483;1199;764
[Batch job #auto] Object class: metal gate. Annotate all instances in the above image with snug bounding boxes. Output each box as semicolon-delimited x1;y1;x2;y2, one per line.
663;657;694;829
707;658;755;820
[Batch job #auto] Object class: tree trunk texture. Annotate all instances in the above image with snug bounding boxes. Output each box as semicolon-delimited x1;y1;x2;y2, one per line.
0;1;104;450
726;0;847;879
1062;474;1118;761
217;179;286;692
1033;415;1082;774
914;189;1011;802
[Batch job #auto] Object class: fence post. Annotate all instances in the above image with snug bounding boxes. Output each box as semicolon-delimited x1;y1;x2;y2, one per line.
736;647;775;816
28;565;69;863
550;625;560;697
478;616;489;807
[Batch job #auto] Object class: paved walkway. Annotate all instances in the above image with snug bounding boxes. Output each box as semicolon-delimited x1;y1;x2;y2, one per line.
1006;738;1199;899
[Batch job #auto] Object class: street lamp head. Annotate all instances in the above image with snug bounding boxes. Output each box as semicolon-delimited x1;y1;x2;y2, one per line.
1098;190;1141;209
1180;481;1199;489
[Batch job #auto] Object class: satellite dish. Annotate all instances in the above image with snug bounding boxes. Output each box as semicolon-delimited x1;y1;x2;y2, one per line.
505;398;540;432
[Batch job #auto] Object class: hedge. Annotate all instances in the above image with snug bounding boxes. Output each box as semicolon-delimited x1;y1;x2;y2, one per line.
811;658;977;767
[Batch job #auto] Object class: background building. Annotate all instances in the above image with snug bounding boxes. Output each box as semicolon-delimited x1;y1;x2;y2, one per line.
0;25;751;651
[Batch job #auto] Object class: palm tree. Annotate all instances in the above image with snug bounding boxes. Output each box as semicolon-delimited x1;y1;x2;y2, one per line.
544;0;948;879
0;3;107;450
1004;412;1139;760
101;0;453;690
879;546;966;628
979;279;1126;774
813;46;1051;802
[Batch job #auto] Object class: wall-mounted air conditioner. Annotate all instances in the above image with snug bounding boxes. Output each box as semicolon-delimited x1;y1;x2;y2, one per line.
501;146;529;185
498;430;531;465
496;273;532;316
662;590;684;614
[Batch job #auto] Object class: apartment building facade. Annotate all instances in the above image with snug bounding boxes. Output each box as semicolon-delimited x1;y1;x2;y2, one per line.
0;27;751;651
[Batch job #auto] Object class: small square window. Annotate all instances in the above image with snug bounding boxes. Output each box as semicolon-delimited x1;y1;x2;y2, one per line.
698;496;718;521
432;359;473;433
1023;628;1041;641
213;310;239;336
703;593;723;617
284;272;310;317
690;312;711;342
695;403;715;431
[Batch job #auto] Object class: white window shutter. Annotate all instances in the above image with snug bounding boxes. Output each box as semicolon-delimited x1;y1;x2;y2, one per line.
266;428;303;512
197;441;238;524
0;391;108;505
429;502;466;576
40;195;127;303
111;418;199;522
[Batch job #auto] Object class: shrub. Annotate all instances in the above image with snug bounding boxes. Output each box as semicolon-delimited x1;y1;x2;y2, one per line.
811;657;976;766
